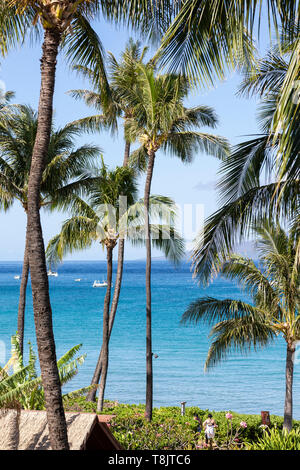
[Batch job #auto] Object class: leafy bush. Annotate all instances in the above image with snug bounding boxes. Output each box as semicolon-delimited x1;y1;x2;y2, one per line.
246;427;300;450
64;395;98;413
61;399;300;450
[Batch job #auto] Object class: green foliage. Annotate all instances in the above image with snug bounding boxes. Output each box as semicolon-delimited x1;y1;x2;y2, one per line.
63;399;300;450
0;335;90;410
0;105;100;212
192;31;300;285
183;220;300;371
64;395;99;414
124;63;229;165
246;427;300;450
46;158;185;266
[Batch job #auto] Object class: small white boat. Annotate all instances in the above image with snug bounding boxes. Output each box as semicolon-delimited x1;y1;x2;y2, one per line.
14;275;20;280
74;278;81;282
93;280;108;288
48;271;58;277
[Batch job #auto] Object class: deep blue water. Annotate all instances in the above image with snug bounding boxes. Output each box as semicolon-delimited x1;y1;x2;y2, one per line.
0;260;299;418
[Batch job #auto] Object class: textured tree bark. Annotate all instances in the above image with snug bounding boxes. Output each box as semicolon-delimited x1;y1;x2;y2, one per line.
108;239;125;334
17;236;29;356
283;343;295;431
97;245;113;411
26;28;69;450
87;238;125;401
123;141;131;167
144;149;155;422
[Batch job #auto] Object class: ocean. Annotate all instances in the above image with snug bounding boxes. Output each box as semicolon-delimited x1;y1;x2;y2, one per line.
0;260;299;418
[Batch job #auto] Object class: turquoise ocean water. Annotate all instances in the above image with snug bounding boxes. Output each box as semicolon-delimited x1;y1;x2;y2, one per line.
0;260;299;418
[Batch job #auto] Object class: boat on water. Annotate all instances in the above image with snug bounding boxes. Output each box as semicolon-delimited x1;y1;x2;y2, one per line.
93;280;108;288
14;275;20;280
48;271;58;277
74;278;81;282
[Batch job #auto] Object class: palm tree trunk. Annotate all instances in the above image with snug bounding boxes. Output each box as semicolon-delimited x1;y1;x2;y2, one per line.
108;238;125;333
87;238;125;401
283;343;295;431
26;28;69;450
17;236;29;356
97;244;113;412
123;141;131;166
87;142;130;402
144;149;156;421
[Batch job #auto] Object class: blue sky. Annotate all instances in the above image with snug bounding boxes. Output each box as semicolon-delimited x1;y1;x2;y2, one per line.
0;17;270;261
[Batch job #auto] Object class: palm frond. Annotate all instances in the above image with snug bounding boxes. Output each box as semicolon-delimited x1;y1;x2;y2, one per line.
192;180;299;284
46;215;97;266
157;0;258;87
128;145;148;174
129;223;185;264
238;50;288;98
157;0;298;86
272;38;300;181
163;131;229;163
182;297;268;326
205;316;276;370
99;0;177;44
217;135;275;202
222;253;272;289
63;12;111;109
0;4;35;56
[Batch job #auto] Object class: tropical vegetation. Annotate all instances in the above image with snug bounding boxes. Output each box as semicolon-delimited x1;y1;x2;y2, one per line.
0;335;91;410
46;159;184;412
67;39;149;403
0;105;99;354
0;0;298;450
182;220;300;431
123;63;229;420
0;0;176;449
68;43;229;419
192;26;299;283
63;399;300;450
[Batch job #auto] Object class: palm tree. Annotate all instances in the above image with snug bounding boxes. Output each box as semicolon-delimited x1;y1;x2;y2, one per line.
182;220;300;431
68;39;149;402
124;64;229;420
192;38;299;284
46;159;184;411
69;38;149;167
0;105;99;354
0;1;176;448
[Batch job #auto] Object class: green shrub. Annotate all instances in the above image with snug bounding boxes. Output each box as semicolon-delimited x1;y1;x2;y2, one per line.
246;427;300;450
62;398;300;450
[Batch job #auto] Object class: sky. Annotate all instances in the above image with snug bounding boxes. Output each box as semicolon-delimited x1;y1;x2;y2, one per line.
0;16;271;261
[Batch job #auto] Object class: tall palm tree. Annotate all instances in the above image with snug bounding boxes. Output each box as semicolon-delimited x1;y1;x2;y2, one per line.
0;105;99;355
125;64;229;420
46;160;184;411
192;38;299;284
182;220;300;431
0;0;176;448
68;39;149;402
